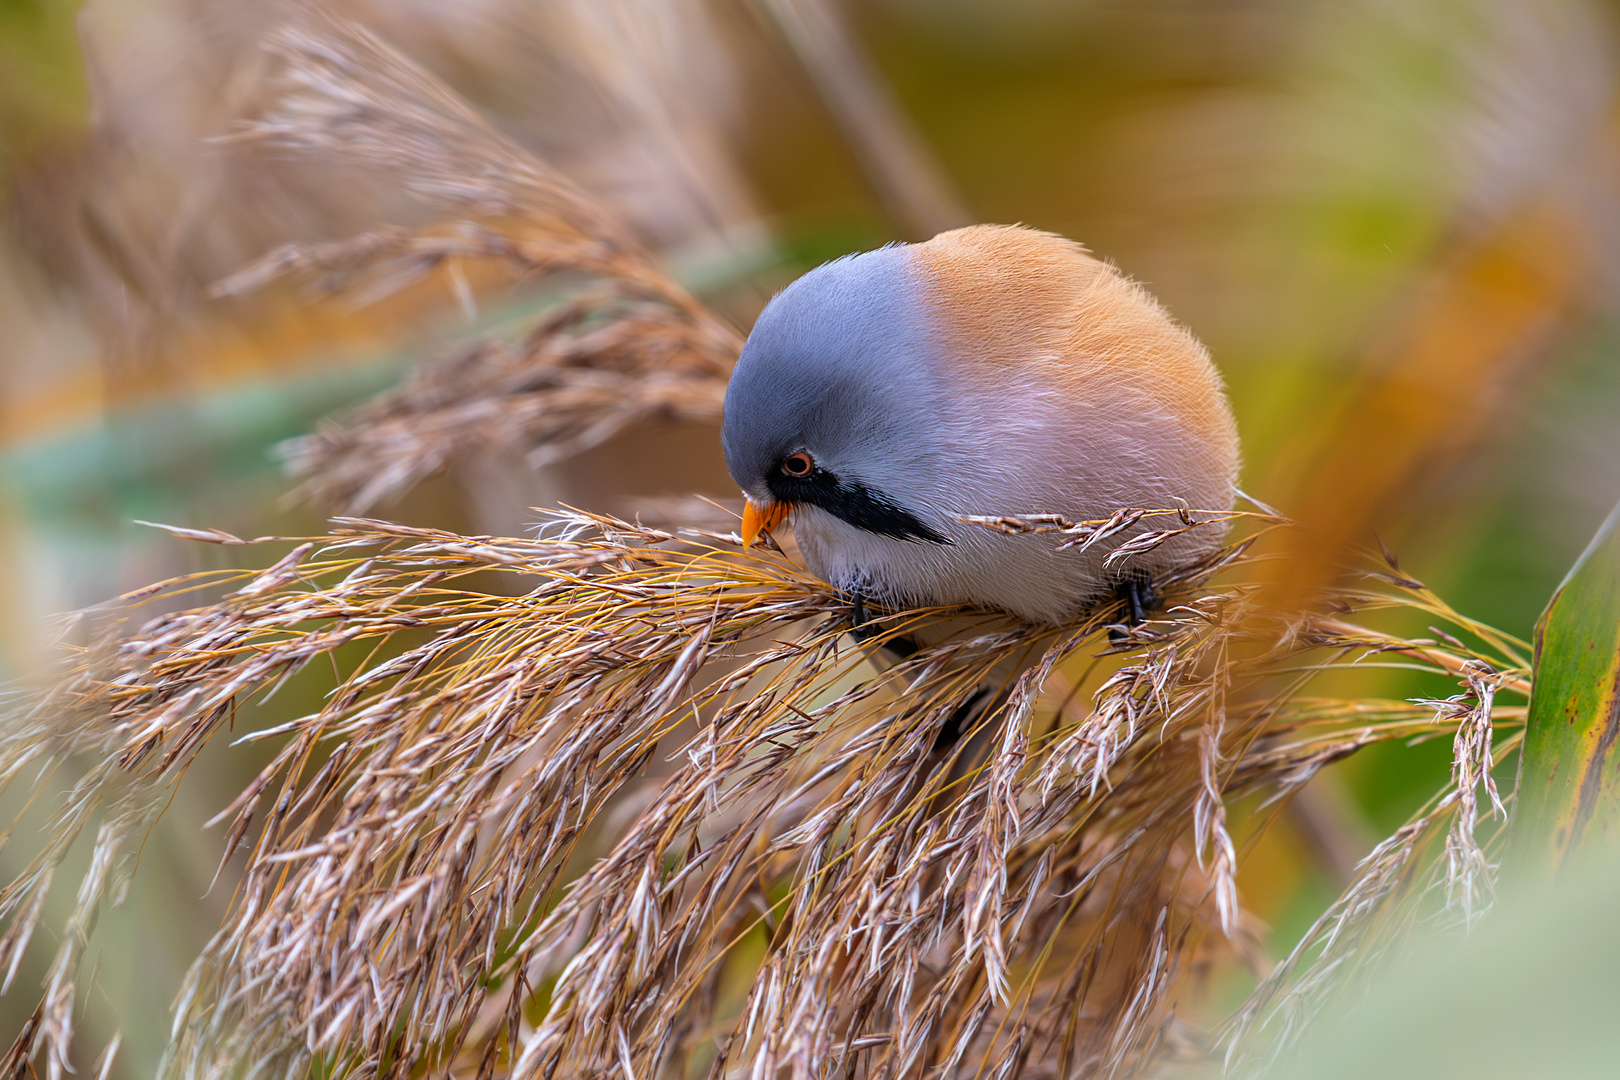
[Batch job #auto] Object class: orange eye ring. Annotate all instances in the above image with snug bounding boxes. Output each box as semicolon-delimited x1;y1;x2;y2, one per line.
780;452;814;477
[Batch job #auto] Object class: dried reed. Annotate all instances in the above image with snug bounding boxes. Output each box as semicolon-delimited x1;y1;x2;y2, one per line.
210;16;742;512
0;507;1529;1080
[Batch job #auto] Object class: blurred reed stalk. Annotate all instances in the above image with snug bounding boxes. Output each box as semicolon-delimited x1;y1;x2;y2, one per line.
749;0;973;238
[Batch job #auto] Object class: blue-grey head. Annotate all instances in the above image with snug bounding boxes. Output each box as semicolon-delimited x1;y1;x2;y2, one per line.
721;244;955;549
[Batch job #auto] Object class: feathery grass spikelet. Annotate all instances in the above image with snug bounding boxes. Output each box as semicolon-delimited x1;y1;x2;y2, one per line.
0;508;1530;1079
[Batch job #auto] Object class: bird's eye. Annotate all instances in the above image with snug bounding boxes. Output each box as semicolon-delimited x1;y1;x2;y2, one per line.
781;452;814;477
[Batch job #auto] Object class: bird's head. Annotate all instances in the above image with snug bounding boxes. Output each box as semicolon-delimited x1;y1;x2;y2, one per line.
721;244;955;550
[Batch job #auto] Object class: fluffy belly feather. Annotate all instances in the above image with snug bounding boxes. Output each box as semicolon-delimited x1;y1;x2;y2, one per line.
791;502;1223;625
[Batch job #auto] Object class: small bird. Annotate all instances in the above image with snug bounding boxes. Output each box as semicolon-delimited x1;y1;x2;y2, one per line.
722;224;1240;627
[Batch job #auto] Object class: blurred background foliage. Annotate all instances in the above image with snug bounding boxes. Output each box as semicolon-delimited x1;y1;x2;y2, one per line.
1;0;1617;1072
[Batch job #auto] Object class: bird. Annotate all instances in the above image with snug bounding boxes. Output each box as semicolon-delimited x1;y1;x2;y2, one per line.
721;223;1240;631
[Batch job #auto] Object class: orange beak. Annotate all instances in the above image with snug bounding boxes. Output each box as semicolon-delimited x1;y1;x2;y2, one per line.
741;498;791;548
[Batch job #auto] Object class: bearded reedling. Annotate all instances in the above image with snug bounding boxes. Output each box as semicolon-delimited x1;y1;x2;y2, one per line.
723;223;1240;643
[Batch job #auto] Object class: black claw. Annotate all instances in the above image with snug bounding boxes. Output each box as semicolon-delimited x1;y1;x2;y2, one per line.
1127;580;1147;626
846;589;917;659
849;591;873;637
1109;574;1160;643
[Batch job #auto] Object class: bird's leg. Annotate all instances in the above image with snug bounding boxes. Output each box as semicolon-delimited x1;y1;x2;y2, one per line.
1138;574;1161;615
1109;573;1160;643
846;587;917;659
846;584;989;753
848;590;875;639
1119;572;1160;625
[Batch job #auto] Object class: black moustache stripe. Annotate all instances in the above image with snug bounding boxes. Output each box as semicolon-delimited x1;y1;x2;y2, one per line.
766;467;950;545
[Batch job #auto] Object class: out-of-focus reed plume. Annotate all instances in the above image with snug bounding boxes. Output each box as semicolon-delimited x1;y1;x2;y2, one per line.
1109;0;1620;607
0;507;1531;1079
209;17;743;512
32;0;761;354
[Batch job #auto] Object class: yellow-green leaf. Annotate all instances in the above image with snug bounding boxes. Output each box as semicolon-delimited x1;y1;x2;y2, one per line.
1512;500;1620;873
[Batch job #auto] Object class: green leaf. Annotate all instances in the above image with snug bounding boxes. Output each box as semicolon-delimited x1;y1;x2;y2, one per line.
1512;500;1620;872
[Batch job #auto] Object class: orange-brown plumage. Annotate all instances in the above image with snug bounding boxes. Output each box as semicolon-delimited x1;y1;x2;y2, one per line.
914;224;1239;481
722;223;1241;624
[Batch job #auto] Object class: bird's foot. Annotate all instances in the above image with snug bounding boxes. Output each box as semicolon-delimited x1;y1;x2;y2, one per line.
1108;574;1160;644
847;589;917;659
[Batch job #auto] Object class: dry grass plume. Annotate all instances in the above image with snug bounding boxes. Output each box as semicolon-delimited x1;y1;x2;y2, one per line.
0;507;1529;1079
209;16;742;513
